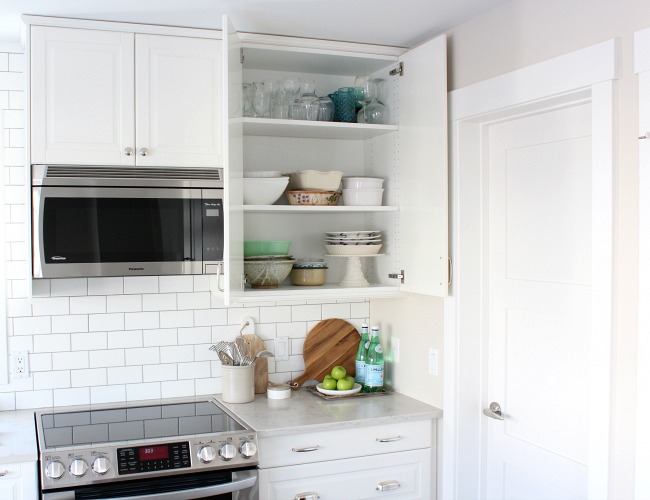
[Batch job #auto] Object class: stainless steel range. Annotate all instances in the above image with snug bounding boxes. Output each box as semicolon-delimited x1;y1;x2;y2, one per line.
34;397;258;499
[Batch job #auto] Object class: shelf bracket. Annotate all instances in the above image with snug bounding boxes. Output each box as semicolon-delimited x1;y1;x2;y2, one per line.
389;62;404;77
388;270;405;284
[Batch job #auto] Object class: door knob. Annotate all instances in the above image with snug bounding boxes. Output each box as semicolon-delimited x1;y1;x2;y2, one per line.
483;401;504;420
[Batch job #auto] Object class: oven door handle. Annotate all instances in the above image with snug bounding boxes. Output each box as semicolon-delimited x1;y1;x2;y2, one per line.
103;471;256;500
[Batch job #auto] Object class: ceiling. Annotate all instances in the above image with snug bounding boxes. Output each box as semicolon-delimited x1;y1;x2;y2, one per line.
0;0;512;47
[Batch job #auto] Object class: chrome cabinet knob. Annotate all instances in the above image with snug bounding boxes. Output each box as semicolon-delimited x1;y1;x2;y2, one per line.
219;443;237;461
69;459;88;477
45;461;65;480
92;456;110;475
240;441;257;459
124;147;134;156
198;445;217;463
483;401;505;420
139;148;149;156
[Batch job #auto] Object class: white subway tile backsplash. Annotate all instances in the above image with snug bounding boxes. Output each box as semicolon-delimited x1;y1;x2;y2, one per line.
52;315;88;334
291;304;322;322
350;301;370;318
31;279;51;297
6;297;31;317
143;363;177;382
193;275;210;292
194;308;227;327
161;380;194;399
108;330;143;349
255;322;277;341
32;297;70;316
29;353;52;372
88;277;124;296
125;347;159;366
34;370;70;390
71;332;107;351
159;276;193;293
160;345;194;363
160;310;193;329
107;294;142;313
291;337;305;355
90;349;125;368
50;278;88;297
70;296;106;314
52;351;89;371
177;326;211;345
0;53;7;71
89;313;125;332
71;368;107;387
0;393;16;412
322;302;351;319
177;292;210;310
16;390;53;410
260;305;291;323
178;361;211;380
124;312;160;330
277;321;308;338
34;334;70;353
90;385;126;405
142;293;177;311
8;335;32;352
195;378;221;396
275;354;306;373
108;366;142;385
54;387;90;407
143;328;178;347
194;345;216;362
8;53;24;72
227;307;259;325
124;276;158;294
126;382;161;401
8;91;24;112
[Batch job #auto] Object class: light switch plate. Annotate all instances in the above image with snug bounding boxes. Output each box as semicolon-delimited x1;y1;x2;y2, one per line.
276;336;289;362
391;337;400;362
428;348;439;376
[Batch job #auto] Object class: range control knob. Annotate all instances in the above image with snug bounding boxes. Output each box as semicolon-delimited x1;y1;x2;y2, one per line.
219;443;237;461
45;461;65;480
69;459;88;477
92;456;111;475
198;445;217;463
240;441;258;459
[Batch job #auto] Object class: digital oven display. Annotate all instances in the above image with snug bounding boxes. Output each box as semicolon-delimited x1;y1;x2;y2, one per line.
139;445;169;461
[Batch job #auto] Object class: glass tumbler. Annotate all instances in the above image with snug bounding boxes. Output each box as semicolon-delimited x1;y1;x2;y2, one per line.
252;82;271;118
242;83;253;117
316;96;334;121
292;79;319;120
332;87;357;123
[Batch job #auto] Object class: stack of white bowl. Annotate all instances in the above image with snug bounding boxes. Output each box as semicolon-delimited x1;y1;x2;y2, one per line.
324;231;382;255
341;177;384;206
243;171;289;205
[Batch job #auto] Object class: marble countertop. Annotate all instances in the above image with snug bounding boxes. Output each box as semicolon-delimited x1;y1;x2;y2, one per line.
0;410;37;464
215;389;443;438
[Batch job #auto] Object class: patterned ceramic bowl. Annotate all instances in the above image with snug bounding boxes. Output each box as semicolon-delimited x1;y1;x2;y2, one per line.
244;259;296;288
286;190;340;206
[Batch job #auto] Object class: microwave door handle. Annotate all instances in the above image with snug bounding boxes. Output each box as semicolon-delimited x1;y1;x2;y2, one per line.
106;471;256;500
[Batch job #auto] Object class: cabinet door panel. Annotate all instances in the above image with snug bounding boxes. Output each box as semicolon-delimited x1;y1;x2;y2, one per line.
31;26;135;165
135;34;222;167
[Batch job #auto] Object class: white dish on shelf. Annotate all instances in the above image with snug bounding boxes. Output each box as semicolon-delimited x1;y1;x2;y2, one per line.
325;231;381;238
316;383;362;396
326;244;382;255
325;234;381;241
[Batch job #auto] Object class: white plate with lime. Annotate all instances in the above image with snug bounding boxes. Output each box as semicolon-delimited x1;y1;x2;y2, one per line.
315;383;362;396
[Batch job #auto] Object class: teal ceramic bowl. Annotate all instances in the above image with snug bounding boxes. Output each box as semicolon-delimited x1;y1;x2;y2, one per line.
244;240;292;257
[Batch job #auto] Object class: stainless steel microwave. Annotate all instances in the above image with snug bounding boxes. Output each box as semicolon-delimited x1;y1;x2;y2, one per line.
31;165;224;279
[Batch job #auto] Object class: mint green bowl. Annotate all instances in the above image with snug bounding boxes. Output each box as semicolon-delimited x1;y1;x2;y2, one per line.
244;240;292;257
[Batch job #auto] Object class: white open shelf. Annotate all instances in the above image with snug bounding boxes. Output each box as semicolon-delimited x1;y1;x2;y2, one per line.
243;118;397;140
242;205;398;213
240;282;405;302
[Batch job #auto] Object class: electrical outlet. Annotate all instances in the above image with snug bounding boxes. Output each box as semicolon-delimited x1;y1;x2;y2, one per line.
11;351;29;379
428;348;439;376
276;336;289;362
391;337;400;362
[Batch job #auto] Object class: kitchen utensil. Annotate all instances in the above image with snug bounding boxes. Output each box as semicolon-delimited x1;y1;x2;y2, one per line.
255;349;274;358
243;334;269;394
235;336;248;362
209;341;230;354
289;318;360;389
218;351;234;366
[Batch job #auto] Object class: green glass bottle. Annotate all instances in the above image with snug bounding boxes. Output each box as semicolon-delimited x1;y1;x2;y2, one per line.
355;324;370;388
364;326;384;393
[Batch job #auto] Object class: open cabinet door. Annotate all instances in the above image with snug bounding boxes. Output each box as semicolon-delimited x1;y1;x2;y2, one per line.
398;34;448;297
222;15;244;305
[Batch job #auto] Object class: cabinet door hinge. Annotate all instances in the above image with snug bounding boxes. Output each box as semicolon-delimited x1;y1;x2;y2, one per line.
388;270;405;284
240;48;245;64
389;62;404;77
241;274;248;290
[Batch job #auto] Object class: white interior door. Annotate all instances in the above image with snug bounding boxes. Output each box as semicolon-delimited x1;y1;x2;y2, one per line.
485;102;592;499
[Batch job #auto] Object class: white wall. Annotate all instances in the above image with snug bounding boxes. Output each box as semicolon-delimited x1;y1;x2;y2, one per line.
446;1;648;497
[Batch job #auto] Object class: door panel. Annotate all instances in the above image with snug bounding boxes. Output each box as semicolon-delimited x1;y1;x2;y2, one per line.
135;34;223;167
486;103;592;499
31;26;135;165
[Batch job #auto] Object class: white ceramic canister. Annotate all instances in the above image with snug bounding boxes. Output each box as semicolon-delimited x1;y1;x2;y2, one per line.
222;364;255;403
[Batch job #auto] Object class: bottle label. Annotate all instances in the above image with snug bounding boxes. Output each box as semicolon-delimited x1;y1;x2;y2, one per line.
365;364;384;387
365;341;371;350
374;345;383;354
355;360;366;383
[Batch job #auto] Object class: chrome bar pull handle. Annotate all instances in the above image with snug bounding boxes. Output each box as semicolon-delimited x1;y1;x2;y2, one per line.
483;401;504;420
291;445;320;453
376;435;402;443
294;493;319;500
640;132;650;139
377;480;401;491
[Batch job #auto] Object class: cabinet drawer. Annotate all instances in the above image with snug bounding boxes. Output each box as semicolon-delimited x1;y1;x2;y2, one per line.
258;419;431;468
0;464;22;481
259;449;432;500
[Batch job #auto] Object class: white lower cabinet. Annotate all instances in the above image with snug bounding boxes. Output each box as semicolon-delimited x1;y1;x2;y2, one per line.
257;420;435;499
259;449;432;500
0;462;38;500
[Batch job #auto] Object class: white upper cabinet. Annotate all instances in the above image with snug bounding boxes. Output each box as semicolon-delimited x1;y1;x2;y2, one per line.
223;33;449;303
30;25;222;167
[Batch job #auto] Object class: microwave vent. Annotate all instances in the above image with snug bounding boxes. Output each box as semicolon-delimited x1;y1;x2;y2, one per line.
42;166;222;181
